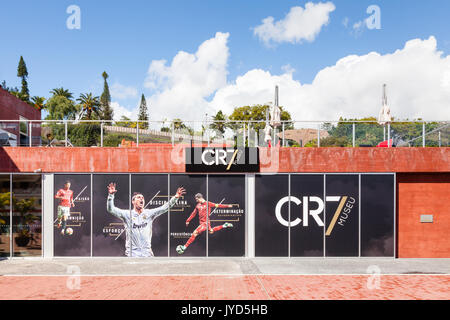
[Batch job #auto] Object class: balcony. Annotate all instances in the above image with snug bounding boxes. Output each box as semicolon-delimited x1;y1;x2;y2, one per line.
0;119;448;148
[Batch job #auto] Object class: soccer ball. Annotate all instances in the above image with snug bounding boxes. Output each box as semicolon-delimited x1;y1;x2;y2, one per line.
65;228;73;235
176;245;185;254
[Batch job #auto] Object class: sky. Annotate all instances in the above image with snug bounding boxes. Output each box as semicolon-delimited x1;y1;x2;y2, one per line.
0;0;449;122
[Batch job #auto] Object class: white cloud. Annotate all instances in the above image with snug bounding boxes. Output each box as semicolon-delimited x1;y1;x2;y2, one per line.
135;34;449;124
210;36;450;121
111;82;138;100
351;20;365;38
281;64;296;74
143;32;230;121
110;101;136;120
253;2;336;46
342;17;349;28
353;21;363;30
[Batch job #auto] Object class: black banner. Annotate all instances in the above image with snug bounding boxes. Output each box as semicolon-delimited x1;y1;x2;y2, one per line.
255;175;289;257
325;175;359;257
290;174;324;257
131;174;169;257
186;148;259;173
92;174;129;257
54;174;91;256
361;174;395;257
51;173;395;258
3;300;431;318
208;175;246;257
169;174;207;257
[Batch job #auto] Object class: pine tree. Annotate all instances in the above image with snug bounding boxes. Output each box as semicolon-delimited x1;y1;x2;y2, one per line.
17;56;30;102
138;93;149;129
100;71;113;120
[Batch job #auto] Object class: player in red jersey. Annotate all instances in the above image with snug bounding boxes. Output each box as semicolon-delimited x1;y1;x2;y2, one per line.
55;180;74;235
176;193;235;254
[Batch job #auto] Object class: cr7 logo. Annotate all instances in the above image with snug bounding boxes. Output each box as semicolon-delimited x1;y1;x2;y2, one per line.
275;196;355;230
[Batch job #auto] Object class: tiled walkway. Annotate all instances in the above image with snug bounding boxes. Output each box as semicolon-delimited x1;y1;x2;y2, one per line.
0;275;448;300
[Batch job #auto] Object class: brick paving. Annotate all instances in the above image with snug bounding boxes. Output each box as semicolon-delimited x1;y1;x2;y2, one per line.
0;275;448;300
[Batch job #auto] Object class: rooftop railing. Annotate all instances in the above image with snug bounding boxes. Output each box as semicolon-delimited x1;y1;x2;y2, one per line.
1;119;448;148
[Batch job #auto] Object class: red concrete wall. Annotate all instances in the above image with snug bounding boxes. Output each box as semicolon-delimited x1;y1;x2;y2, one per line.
260;147;450;173
0;87;41;143
0;87;41;121
0;146;185;172
0;146;448;173
397;173;450;258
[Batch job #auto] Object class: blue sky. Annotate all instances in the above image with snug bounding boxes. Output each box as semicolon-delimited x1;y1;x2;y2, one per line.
0;0;449;121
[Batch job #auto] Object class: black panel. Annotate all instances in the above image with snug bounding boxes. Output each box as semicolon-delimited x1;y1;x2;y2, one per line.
92;174;129;256
361;175;395;257
325;175;359;257
0;175;10;257
186;148;259;173
169;174;207;257
54;174;91;256
12;175;42;257
131;174;169;257
255;175;288;257
208;175;246;257
290;175;324;257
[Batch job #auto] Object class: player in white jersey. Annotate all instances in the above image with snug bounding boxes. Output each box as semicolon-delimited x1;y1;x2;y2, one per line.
106;182;186;257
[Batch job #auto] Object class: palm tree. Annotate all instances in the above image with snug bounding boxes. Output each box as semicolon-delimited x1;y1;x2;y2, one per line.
173;118;187;130
77;93;101;120
173;119;194;135
31;96;46;111
50;87;73;99
9;90;28;101
210;110;228;134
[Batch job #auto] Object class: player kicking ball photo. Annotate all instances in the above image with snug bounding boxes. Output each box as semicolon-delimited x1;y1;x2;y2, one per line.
107;182;186;257
55;180;75;236
176;193;236;255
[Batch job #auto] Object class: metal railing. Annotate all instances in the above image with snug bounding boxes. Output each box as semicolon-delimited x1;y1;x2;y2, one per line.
0;119;448;148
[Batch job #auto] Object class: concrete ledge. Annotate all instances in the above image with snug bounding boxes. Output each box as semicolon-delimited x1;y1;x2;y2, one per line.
1;258;449;275
1;147;449;173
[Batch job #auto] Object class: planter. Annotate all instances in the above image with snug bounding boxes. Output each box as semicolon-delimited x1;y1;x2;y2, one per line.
15;236;30;247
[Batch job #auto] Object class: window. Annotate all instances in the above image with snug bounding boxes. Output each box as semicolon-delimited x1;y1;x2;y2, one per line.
19;116;28;136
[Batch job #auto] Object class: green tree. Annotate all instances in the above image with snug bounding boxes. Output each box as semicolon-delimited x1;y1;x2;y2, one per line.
68;122;101;146
210;110;228;134
17;56;30;102
305;136;351;147
0;80;19;93
0;191;10;225
45;89;79;120
77;93;101;120
160;118;171;132
9;89;28;101
173;118;193;135
322;117;441;147
13;197;38;238
229;104;293;132
116;115;136;128
50;87;73;99
100;71;113;120
138;94;149;129
31;96;46;111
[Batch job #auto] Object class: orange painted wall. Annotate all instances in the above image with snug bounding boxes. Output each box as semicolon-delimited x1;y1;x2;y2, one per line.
1;146;449;173
397;173;450;258
0;146;185;173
